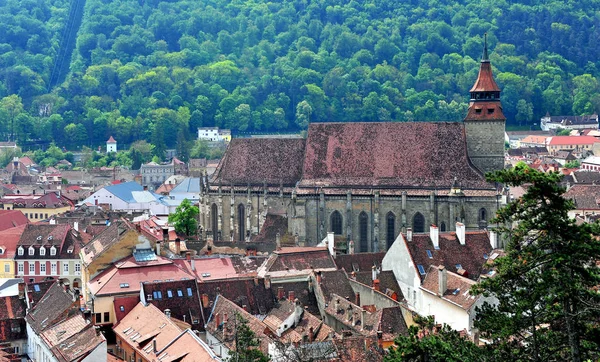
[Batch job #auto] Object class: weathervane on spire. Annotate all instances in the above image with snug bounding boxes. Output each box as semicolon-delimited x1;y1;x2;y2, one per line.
482;33;489;61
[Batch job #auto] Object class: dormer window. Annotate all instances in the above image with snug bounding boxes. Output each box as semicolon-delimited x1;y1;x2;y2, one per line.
50;246;56;256
0;247;4;255
40;247;46;256
18;247;23;256
28;247;35;256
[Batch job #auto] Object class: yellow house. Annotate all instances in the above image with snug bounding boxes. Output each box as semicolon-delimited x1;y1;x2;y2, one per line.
0;192;72;222
0;224;27;278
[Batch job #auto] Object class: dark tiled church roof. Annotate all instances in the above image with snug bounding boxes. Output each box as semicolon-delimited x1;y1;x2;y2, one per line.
211;138;305;186
300;122;491;189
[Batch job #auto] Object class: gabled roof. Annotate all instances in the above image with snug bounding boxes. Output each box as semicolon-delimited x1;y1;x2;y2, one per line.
263;299;334;343
15;224;85;260
48;318;106;362
404;230;492;281
80;220;135;266
25;282;79;334
140;279;202;327
261;248;336;277
300;122;491;189
169;177;201;194
211;138;306;186
564;184;600;210
548;136;600;146
0;295;27;342
0;224;27;259
103;181;144;203
0;210;28;232
197;278;275;318
572;171;600;184
316;270;356;304
334;252;386;273
420;266;480;311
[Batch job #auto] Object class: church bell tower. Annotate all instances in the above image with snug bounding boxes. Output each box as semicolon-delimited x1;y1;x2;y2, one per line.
464;34;506;175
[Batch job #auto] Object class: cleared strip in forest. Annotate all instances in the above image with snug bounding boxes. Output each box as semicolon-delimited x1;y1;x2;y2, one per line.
48;0;86;90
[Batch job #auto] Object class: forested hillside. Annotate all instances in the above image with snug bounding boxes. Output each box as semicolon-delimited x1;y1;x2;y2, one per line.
1;0;600;153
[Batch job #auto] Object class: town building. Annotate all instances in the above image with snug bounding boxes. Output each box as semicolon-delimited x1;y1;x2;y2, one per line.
540;113;599;131
140;162;175;190
505;131;551;149
106;136;117;153
519;135;549;148
14;223;88;287
0;280;27;357
0;225;27;279
546;136;600;155
199;40;505;251
82;181;177;214
0;192;73;222
564;184;600;222
581;155;600;171
197;127;232;142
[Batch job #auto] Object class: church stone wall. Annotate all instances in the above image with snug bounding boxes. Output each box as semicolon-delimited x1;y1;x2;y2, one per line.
464;120;506;174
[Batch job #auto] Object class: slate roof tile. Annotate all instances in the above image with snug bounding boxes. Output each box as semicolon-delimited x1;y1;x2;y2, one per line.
564;184;600;210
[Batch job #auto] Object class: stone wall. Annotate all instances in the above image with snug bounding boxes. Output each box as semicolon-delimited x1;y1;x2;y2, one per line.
464;120;506;174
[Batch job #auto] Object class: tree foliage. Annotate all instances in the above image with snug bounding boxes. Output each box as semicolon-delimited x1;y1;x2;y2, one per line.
226;312;270;362
473;163;600;362
168;198;199;237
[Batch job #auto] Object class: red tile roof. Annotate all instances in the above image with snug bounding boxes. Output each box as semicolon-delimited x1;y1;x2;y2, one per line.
212;138;306;186
113;295;140;323
0;225;26;259
548;136;600;146
0;295;27;342
465;101;506;121
0;210;28;232
470;61;500;93
421;266;480;311
300;122;491;189
107;136;116;143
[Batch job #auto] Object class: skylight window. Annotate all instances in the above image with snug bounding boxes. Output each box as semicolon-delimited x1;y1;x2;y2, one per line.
177;289;183;297
187;288;193;297
120;283;129;288
452;288;461;295
33;284;40;292
483;253;488;260
417;265;426;275
426;250;433;259
167;290;173;298
455;264;463;270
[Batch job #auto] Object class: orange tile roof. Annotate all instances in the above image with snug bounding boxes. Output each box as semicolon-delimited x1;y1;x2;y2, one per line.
548;136;600;146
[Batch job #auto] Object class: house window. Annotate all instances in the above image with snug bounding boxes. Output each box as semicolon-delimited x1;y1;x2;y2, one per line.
413;213;425;233
426;250;433;258
359;212;368;252
330;211;343;235
63;263;69;274
455;264;463;270
187;287;193;297
153;291;162;300
177;289;183;297
0;247;3;255
4;264;9;273
417;264;426;275
29;263;35;274
18;247;23;256
40;247;45;256
50;247;56;256
40;263;46;274
51;262;57;274
104;312;109;322
28;247;34;256
75;263;81;273
440;222;446;232
167;290;173;298
17;263;23;275
95;313;101;323
386;212;395;250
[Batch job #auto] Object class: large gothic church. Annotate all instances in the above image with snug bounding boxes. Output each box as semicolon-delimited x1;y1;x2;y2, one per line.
199;41;506;253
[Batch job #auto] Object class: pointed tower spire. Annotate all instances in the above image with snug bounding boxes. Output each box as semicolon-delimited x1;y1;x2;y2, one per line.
482;33;489;61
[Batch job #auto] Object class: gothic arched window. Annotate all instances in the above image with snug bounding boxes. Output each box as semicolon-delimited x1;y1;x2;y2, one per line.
386;212;396;249
238;204;246;241
359;212;368;252
211;203;218;241
413;213;425;233
479;208;488;229
440;222;446;232
330;211;343;235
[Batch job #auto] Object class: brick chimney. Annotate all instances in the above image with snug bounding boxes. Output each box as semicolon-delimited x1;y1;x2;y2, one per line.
277;286;285;300
276;232;281;251
265;275;271;289
175;238;181;255
288;290;295;301
456;222;465;245
215;312;221;327
438;265;447;296
162;227;169;243
373;279;380;292
201;294;209;307
316;271;322;284
186;251;191;261
355;292;361;306
308;326;314;342
430;224;439;249
406;228;413;242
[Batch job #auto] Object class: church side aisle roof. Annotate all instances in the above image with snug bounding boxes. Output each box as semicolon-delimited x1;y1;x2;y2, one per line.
299;122;492;189
211;138;306;186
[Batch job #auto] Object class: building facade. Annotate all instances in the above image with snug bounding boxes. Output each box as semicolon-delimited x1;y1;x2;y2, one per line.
140;162;175;190
198;42;505;252
197;127;231;142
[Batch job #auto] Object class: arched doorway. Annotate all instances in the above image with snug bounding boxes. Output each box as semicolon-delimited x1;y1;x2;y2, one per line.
359;212;368;252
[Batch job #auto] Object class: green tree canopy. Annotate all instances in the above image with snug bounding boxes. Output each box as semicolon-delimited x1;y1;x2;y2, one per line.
168;199;199;237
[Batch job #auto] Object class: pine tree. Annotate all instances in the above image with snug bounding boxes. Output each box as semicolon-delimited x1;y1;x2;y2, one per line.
227;312;269;362
474;163;600;362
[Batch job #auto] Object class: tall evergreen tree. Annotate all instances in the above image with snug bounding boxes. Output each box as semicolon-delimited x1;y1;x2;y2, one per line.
474;163;600;362
226;312;269;362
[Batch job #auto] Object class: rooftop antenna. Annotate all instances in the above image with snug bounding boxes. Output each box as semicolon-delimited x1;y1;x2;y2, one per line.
482;33;489;61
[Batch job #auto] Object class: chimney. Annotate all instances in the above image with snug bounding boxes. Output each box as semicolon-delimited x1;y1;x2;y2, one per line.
456;222;465;245
276;232;281;251
165;309;171;319
135;223;141;232
175;238;181;255
316;271;322;284
406;228;413;242
489;230;498;249
472;328;480;346
377;330;383;349
206;243;212;256
307;278;313;292
373;279;380;292
355;292;361;306
288;290;295;301
334;298;340;312
162;227;169;243
277;287;285;300
201;294;209;307
350;271;356;280
348;240;354;254
215;313;221;327
191;257;195;271
438;265;447;296
153;339;157;353
74;221;79;232
265;276;271;289
327;232;335;257
361;309;366;330
242;304;248;312
308;326;314;342
430;224;439;249
186;251;191;261
144;185;148;191
371;265;378;281
156;241;161;256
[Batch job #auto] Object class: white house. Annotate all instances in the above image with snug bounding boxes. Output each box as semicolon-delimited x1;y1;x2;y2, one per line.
382;223;496;335
82;181;177;215
197;127;231;142
106;136;117;153
581;155;600;171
